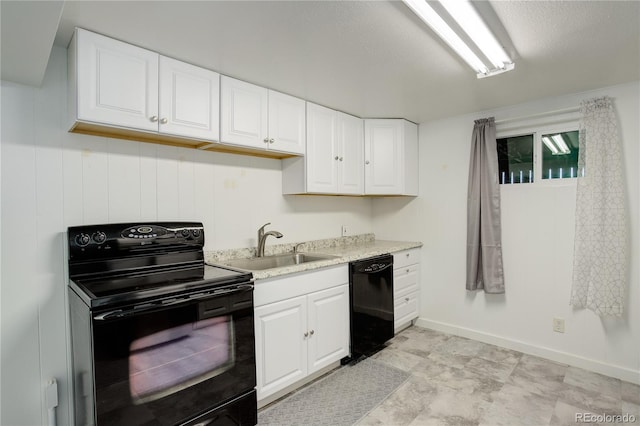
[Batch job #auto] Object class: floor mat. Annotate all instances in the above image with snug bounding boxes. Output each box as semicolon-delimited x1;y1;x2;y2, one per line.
258;357;410;425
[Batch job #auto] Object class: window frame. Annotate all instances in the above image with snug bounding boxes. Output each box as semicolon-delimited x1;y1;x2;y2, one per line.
497;120;579;188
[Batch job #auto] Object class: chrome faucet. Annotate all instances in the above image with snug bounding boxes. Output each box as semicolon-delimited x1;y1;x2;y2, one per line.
257;223;283;257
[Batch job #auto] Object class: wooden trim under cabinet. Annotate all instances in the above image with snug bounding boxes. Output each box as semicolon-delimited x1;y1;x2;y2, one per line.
69;121;298;159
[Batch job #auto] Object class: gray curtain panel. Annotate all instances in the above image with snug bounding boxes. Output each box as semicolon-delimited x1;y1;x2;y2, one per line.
466;117;505;294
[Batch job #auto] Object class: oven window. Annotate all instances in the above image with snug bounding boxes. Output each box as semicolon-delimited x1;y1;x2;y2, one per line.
128;316;235;404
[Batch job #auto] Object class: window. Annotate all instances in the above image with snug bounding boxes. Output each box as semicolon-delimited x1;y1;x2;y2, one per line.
497;134;533;184
497;127;579;185
541;130;580;179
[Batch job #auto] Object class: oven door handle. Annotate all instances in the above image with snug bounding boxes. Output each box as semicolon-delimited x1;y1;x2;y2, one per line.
190;283;254;299
93;283;254;320
93;302;172;320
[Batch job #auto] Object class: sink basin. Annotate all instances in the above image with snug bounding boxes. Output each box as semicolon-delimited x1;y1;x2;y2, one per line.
224;253;338;271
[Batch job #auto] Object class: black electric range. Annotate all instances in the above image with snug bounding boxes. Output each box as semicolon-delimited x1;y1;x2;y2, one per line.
67;222;257;426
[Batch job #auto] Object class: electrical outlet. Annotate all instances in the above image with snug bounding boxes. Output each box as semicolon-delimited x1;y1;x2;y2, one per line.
553;317;565;333
341;225;348;237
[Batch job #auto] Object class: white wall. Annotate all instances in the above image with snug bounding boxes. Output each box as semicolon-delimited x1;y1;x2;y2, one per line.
373;81;640;384
0;46;373;425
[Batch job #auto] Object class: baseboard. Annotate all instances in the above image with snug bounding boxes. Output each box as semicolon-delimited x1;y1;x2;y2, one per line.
415;318;640;385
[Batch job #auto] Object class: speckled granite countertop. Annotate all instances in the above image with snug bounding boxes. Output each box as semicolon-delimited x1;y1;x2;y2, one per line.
205;234;422;280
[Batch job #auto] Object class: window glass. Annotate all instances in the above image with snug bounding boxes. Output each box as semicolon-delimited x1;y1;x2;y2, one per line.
541;130;580;179
497;134;534;184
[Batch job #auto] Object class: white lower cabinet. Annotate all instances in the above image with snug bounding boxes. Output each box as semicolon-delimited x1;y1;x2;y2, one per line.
254;296;308;398
307;286;350;372
254;266;349;401
393;248;421;331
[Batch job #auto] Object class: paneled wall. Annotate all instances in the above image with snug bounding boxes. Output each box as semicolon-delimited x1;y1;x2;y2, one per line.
373;81;640;384
0;46;373;425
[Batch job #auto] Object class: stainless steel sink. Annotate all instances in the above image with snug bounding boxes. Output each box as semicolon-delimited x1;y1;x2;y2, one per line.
223;252;338;271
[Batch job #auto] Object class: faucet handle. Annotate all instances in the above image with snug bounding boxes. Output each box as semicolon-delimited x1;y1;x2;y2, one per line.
293;243;305;253
258;222;271;237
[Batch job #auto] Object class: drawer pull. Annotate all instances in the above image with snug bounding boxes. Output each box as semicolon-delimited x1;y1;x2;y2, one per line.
406;268;410;273
405;297;410;302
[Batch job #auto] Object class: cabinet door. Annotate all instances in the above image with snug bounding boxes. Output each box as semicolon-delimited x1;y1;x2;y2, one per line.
268;90;305;155
364;119;403;194
76;28;159;131
220;76;268;149
336;112;364;195
254;296;308;400
158;56;220;141
307;285;349;374
306;103;338;193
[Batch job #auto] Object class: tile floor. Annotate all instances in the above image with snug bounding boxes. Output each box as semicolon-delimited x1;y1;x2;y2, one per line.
357;326;640;426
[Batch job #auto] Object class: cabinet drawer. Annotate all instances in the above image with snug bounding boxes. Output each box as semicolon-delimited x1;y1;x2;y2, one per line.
254;264;348;307
394;264;419;296
393;248;420;269
394;290;419;330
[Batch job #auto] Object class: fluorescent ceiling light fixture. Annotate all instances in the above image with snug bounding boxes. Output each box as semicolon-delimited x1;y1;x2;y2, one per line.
542;135;571;155
402;0;514;78
402;0;488;74
542;136;559;155
551;134;571;154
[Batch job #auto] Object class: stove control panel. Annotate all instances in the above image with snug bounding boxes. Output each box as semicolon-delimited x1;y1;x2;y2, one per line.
68;222;205;260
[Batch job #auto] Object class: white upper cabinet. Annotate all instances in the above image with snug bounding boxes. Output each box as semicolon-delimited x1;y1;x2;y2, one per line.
336;111;364;194
268;90;306;155
305;102;339;193
72;28;159;132
158;56;220;141
364;119;418;196
68;29;420;177
220;76;268;149
282;102;364;195
220;76;305;155
69;28;220;142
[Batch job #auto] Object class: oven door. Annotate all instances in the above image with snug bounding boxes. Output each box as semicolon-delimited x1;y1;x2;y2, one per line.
90;284;256;425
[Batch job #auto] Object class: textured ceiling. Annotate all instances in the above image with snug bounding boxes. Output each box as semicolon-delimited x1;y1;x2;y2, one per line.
2;1;639;123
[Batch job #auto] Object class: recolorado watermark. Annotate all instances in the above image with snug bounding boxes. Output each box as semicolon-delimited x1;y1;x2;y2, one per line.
575;413;637;423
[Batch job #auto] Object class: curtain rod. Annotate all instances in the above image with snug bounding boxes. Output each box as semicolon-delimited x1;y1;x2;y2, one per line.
495;106;579;125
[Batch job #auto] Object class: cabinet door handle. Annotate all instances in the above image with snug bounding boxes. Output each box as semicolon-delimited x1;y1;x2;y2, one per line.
405;297;410;302
309;330;314;336
339;157;343;161
160;117;168;124
406;268;410;273
269;138;275;144
365;160;370;165
263;138;269;144
334;156;339;160
150;116;158;122
304;332;309;338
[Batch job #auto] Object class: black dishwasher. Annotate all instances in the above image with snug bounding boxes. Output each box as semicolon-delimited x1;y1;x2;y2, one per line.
349;254;394;358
